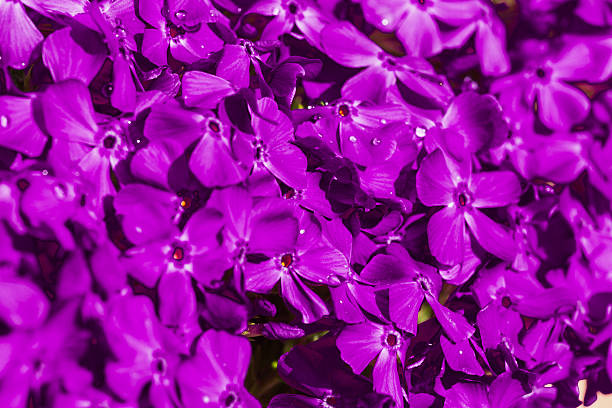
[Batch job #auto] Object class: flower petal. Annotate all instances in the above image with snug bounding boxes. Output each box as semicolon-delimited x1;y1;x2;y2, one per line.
281;272;328;324
158;271;196;327
427;294;475;343
389;282;423;335
244;259;282;293
0;278;49;329
320;22;380;68
0;96;47;156
42;27;105;84
0;1;42;69
427;206;465;265
43;80;98;144
373;348;403;408
216;44;250;89
440;335;484;376
465;209;517;261
416;149;455;206
297;245;349;284
189;137;248;188
337;321;384;373
470;171;521;208
537;82;590;130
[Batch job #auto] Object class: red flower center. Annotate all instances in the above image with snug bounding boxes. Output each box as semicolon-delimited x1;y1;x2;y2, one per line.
386;333;398;347
458;193;468;207
338;104;350;117
103;136;117;149
172;247;184;261
502;296;512;308
280;254;293;268
208;120;221;133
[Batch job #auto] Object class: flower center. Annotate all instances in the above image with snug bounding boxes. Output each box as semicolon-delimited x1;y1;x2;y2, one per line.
180;197;192;209
536;68;546;78
16;178;30;191
208;120;221;134
458;193;468;207
172;246;184;261
219;386;241;407
152;357;167;374
280;253;293;268
168;24;185;39
382;329;401;349
288;2;298;14
103;135;117;149
224;392;237;407
337;104;350;117
502;296;512;308
324;396;338;407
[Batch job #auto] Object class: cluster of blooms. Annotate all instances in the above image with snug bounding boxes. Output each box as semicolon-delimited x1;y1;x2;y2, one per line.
2;0;612;406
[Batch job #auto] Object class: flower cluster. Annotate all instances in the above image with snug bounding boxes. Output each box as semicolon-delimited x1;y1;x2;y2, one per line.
1;0;612;407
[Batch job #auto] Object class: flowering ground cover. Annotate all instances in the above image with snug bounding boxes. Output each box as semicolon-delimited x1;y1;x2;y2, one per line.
1;0;612;407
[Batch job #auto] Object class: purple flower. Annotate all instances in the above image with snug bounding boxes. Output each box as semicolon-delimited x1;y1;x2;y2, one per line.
321;22;453;105
244;208;349;323
0;95;47;157
140;0;225;65
41;80;134;209
416;149;520;264
103;295;187;406
361;0;482;58
271;336;394;407
361;243;475;342
337;321;408;407
250;97;308;189
177;329;260;408
241;0;332;48
491;39;612;130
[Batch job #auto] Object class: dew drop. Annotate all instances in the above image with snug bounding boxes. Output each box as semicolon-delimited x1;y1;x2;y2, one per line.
415;127;426;138
326;274;342;285
348;135;357;143
41;169;49;176
0;115;8;129
380;118;387;124
272;7;280;15
113;25;126;38
174;10;186;20
371;137;381;146
0;184;11;199
54;184;68;199
381;18;389;26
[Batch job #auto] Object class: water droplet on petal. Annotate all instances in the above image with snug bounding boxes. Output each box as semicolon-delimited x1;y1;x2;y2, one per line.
348;135;357;143
41;169;49;176
415;127;426;138
272;7;280;15
174;10;186;20
371;137;381;146
380;118;387;124
326;274;342;285
381;18;389;26
0;115;8;129
113;25;126;38
54;184;67;199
